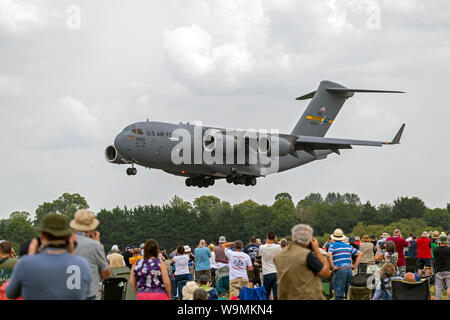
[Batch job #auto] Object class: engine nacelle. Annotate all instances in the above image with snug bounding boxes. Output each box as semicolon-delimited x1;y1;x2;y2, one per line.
258;136;294;157
203;133;217;152
105;145;128;164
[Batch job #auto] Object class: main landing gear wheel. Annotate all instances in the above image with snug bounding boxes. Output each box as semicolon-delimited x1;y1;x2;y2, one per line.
126;167;137;176
226;174;257;186
185;176;215;188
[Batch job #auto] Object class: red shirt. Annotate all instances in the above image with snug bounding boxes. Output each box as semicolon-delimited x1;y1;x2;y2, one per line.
386;236;409;266
416;237;432;259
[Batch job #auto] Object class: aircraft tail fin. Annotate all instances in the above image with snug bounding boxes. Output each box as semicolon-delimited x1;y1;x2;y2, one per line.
291;80;404;137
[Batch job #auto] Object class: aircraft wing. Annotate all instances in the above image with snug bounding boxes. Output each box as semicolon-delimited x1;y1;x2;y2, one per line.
293;124;405;155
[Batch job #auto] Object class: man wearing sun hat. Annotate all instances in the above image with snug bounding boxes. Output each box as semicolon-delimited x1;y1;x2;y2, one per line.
327;229;362;300
70;209;110;300
432;234;450;300
6;213;92;300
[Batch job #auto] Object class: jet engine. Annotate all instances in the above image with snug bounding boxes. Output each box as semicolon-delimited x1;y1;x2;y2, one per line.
258;136;294;157
203;134;217;152
105;145;128;164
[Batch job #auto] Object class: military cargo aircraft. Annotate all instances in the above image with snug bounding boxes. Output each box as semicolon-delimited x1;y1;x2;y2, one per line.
105;80;405;188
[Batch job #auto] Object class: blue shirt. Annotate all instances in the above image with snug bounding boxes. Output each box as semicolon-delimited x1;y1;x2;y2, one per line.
328;241;359;268
6;248;92;300
194;247;211;271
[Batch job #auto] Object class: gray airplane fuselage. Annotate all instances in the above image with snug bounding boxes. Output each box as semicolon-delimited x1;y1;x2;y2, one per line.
110;121;331;178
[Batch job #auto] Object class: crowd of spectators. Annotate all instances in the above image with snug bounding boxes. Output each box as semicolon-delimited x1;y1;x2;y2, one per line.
0;210;449;301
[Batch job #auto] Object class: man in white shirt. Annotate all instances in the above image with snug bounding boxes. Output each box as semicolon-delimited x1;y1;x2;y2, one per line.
258;231;281;299
222;240;253;297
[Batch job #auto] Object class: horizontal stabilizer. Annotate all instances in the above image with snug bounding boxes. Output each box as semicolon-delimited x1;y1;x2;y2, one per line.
295;87;405;100
292;124;406;152
326;88;405;94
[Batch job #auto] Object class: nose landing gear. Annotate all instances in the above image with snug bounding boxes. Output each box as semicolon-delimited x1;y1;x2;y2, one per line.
126;167;137;176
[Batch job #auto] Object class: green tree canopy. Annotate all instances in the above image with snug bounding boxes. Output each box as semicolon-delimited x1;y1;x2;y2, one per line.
275;192;292;202
34;193;89;225
392;196;427;220
3;211;37;251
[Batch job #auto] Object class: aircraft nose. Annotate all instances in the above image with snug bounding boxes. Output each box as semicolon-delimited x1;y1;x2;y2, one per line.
114;132;129;155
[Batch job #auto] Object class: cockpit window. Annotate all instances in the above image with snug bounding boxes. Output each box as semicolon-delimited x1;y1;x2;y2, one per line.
123;125;143;135
123;125;134;132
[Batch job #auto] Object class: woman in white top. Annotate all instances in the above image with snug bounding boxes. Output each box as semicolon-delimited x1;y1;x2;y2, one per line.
172;245;191;298
208;244;217;286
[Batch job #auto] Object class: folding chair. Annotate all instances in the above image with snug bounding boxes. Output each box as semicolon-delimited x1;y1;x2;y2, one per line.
239;286;268;300
215;275;230;297
348;273;374;300
348;286;372;300
102;277;128;300
391;278;430;300
110;266;136;300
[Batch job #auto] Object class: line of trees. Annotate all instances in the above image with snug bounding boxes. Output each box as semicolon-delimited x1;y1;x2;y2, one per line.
0;192;449;253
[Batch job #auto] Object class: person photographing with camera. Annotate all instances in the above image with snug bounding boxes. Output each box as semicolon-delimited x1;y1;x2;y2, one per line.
5;213;91;300
70;209;111;300
274;224;330;300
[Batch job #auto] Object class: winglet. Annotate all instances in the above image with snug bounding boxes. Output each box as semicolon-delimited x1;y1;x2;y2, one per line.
387;124;405;145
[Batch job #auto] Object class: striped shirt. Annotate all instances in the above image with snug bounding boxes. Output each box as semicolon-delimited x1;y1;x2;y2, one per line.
328;242;359;268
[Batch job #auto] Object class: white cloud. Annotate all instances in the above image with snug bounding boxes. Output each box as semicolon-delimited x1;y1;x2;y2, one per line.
0;0;45;33
17;97;102;149
163;24;256;91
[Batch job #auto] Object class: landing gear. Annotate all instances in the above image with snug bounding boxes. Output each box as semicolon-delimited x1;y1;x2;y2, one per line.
126;167;137;176
185;176;216;188
185;175;256;187
226;174;257;186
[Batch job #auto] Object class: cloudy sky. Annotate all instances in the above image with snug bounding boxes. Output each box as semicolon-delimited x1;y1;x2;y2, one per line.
1;0;449;219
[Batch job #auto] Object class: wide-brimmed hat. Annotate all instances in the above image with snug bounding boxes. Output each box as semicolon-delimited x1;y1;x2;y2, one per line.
381;233;390;238
331;229;347;241
422;231;429;238
184;245;191;252
361;235;371;242
69;209;99;232
432;231;440;239
439;235;448;244
39;213;73;237
218;236;226;244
